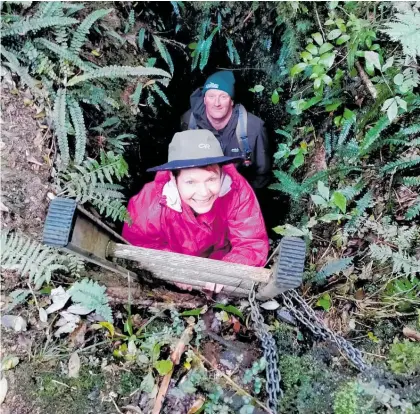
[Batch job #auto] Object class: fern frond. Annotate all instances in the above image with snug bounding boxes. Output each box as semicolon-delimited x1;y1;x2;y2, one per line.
106;134;135;154
68;279;113;322
34;1;63;18
138;27;146;50
0;231;82;290
360;116;390;154
1;49;43;94
1;16;77;37
152;35;174;74
337;118;354;146
345;191;373;234
34;38;97;72
380;10;420;58
199;27;219;71
340;178;365;201
67;96;87;165
314;256;354;285
381;157;420;174
67;65;171;86
270;170;303;201
70;9;112;54
130;82;143;106
53;88;70;168
152;83;170;105
403;176;420;187
405;199;420;220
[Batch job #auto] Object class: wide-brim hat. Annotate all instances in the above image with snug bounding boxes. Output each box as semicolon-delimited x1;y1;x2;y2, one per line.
147;130;243;172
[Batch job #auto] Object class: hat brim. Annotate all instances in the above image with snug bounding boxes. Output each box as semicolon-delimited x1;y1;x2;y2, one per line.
147;155;243;172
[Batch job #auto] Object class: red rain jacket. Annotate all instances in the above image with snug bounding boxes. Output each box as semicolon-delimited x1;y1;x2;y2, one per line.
122;164;268;267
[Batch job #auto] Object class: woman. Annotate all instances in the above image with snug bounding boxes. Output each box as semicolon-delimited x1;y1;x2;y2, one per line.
122;130;269;290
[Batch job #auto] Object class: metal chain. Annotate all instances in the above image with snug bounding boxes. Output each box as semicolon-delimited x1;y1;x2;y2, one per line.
249;285;281;413
280;289;370;372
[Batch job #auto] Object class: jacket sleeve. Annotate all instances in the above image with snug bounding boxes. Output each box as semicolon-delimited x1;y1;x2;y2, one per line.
251;121;271;189
122;186;170;251
220;180;269;267
180;109;191;131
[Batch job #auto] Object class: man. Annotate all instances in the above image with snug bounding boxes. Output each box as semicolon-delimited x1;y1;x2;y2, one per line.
181;71;271;189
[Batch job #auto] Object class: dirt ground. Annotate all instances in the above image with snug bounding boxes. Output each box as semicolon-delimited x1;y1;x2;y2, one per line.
1;86;52;239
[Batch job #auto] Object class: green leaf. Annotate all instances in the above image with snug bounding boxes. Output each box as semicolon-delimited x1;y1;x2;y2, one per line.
271;90;280;104
325;102;341;111
300;51;312;61
327;29;342;40
364;51;381;70
319;52;335;69
181;307;206;316
293;152;304;168
316;293;331;311
188;42;198;50
319;213;345;222
314;78;322;89
140;372;155;393
306;43;318;55
272;224;306;237
336;34;350;45
311;194;328;207
291;62;307;77
318;181;330;200
332;192;347;213
154;359;173;376
213;304;244;319
254;84;264;92
319;42;334;54
312;32;324;46
382;98;398;122
322;74;332;86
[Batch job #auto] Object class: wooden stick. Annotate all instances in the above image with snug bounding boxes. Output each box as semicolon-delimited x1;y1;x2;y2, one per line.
109;242;271;284
152;326;194;414
355;61;377;99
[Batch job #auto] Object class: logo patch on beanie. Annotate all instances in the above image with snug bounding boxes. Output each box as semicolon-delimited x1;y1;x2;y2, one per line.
205;82;219;89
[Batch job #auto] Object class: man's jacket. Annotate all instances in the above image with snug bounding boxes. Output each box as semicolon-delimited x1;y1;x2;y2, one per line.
122;164;269;267
181;88;271;189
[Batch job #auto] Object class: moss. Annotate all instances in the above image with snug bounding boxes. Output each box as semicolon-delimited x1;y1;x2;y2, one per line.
117;371;144;396
34;366;107;414
333;381;358;414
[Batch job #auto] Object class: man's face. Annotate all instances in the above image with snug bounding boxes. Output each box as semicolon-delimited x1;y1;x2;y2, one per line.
204;89;233;120
174;165;222;214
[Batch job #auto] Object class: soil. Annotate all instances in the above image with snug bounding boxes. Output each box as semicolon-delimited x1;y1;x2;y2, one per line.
1;86;52;239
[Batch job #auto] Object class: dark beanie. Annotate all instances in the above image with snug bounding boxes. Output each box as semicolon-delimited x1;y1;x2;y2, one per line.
203;71;235;98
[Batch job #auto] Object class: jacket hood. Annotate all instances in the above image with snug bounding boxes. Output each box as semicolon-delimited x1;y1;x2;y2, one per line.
154;164;241;212
189;88;239;134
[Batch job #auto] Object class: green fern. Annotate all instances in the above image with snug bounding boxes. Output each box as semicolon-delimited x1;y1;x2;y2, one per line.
34;38;97;72
152;35;174;74
380;10;420;58
70;8;112;54
359;116;389;155
130;82;143;106
313;257;354;286
138;27;146;49
1;16;78;37
67;65;171;86
340;179;365;202
405;199;420;220
105;134;135;154
381;157;420;175
1;48;43;94
151;83;170;105
1;231;83;290
68;279;113;322
53;88;70;168
59;151;130;221
67;96;87;165
345;191;373;234
270;170;303;201
403;176;420;187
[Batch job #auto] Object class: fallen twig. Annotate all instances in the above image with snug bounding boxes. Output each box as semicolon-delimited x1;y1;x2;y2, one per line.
152;326;194;414
355;61;378;99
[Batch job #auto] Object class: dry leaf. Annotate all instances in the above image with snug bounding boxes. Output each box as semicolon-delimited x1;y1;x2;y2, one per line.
26;155;44;166
0;377;8;404
46;286;70;314
67;304;92;315
68;322;87;348
68;352;81;378
187;396;205;414
1;315;27;332
1;356;19;371
39;308;48;323
260;300;280;310
0;200;9;212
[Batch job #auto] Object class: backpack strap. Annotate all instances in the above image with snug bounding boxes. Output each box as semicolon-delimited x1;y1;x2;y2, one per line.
188;112;198;129
236;104;252;166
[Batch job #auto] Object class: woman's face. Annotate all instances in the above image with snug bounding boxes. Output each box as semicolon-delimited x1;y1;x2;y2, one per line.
174;165;222;214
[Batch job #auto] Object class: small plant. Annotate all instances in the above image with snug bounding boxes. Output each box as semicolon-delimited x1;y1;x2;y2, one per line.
388;339;420;375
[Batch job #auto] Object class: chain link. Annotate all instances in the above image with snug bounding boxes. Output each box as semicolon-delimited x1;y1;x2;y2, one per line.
249;285;281;413
280;289;370;372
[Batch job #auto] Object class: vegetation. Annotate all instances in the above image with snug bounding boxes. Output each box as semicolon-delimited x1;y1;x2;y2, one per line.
1;1;419;413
